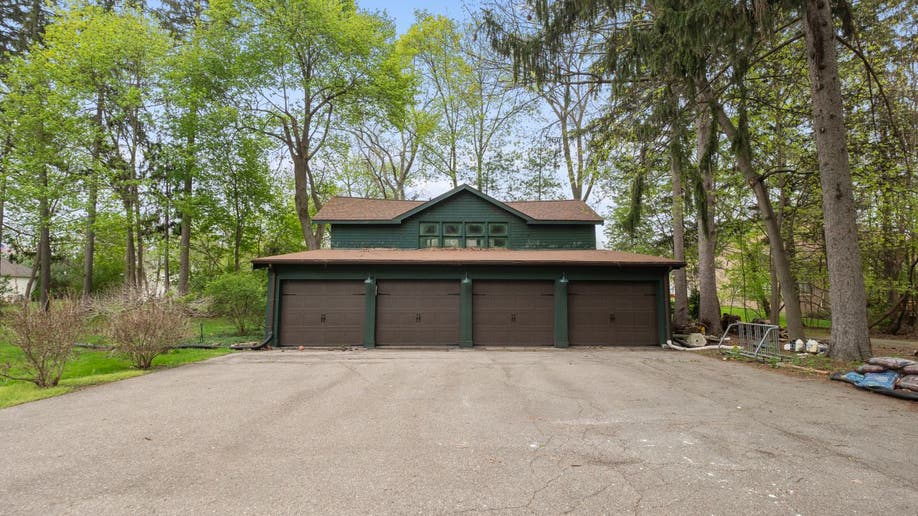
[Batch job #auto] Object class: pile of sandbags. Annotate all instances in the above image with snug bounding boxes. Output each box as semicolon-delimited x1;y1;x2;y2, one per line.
831;357;918;401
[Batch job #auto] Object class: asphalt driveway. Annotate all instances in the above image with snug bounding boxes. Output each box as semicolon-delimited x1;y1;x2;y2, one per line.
1;349;916;515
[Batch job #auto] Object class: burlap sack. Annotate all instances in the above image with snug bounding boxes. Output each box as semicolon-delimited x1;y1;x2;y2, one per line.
897;375;918;392
867;357;916;370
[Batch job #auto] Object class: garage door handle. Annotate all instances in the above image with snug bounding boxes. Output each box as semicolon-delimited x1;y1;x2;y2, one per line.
321;314;327;324
609;313;616;322
415;313;421;323
511;313;517;322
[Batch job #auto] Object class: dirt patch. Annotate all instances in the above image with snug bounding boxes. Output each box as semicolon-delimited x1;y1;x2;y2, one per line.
872;336;918;358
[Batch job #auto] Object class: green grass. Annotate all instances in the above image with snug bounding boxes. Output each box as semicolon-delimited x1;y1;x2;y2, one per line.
0;316;243;409
0;346;232;408
186;317;264;346
721;305;831;329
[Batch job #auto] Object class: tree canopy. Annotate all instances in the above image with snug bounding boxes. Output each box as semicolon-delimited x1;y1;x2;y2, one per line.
0;0;914;360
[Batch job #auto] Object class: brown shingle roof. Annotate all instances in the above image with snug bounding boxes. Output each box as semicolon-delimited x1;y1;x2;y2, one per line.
313;196;602;223
0;257;31;277
313;197;424;221
505;200;602;223
252;248;683;268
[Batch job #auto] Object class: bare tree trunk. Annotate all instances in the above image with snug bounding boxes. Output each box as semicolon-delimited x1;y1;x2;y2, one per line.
82;94;104;300
0;175;5;250
232;175;242;272
163;187;171;291
715;106;805;340
25;256;38;299
134;188;145;288
0;136;9;248
82;176;97;298
38;166;51;310
670;132;689;330
803;0;871;360
694;79;721;335
178;130;194;295
292;156;323;250
769;252;781;324
124;196;136;287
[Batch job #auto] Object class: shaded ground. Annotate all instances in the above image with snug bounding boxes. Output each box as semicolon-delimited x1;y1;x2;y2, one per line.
1;349;916;515
871;336;918;358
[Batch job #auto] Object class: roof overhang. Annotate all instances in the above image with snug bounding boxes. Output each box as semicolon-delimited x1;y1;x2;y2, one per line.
313;185;604;225
252;248;685;270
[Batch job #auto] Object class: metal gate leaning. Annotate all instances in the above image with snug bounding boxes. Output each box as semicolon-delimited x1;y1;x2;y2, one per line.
717;322;785;360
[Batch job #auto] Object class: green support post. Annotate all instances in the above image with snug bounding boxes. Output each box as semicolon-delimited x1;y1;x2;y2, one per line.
554;275;569;348
264;268;275;342
363;276;377;348
460;275;473;347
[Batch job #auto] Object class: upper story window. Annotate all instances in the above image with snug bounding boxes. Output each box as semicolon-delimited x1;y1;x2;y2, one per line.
443;222;462;236
420;222;440;236
488;223;508;248
442;222;462;247
419;222;440;248
488;222;508;236
465;222;485;248
419;221;509;248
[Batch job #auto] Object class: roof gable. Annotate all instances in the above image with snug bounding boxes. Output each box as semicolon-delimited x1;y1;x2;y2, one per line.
393;184;535;223
314;185;602;225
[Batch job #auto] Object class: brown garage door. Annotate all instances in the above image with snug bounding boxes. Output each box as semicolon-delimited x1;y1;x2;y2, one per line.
279;281;365;346
473;281;554;346
376;280;460;346
569;282;657;346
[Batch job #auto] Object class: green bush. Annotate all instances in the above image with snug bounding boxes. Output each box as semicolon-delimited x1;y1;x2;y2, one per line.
205;272;266;336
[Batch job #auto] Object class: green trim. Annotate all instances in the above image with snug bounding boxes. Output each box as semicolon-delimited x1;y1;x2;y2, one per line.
323;219;603;226
275;265;668;282
554;276;569;348
460;276;473;347
264;269;275;341
272;276;282;347
363;276;377;348
656;278;667;346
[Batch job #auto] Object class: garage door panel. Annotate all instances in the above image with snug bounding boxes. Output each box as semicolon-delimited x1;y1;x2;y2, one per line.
569;281;657;347
279;281;365;346
473;281;554;347
376;280;460;346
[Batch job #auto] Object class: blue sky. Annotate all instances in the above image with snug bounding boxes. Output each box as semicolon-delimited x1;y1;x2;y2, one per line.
359;0;476;34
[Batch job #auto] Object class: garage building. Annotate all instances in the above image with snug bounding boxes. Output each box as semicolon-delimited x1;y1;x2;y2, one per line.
252;185;683;348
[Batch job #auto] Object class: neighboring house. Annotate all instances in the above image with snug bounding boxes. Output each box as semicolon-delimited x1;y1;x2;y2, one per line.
253;185;684;348
0;256;32;300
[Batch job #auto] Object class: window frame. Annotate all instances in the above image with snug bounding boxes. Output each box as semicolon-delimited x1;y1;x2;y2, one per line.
488;237;508;249
419;222;440;237
488;222;508;237
442;222;463;237
465;222;486;237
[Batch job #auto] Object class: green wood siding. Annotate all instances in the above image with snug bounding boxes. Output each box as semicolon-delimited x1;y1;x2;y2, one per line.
328;190;596;249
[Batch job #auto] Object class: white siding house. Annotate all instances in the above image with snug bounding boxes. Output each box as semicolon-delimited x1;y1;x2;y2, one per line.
0;257;31;300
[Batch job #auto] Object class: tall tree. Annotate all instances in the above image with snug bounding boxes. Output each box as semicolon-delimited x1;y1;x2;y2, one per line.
163;0;224;293
461;17;533;194
801;0;871;359
235;0;408;249
402;14;471;188
1;46;82;307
